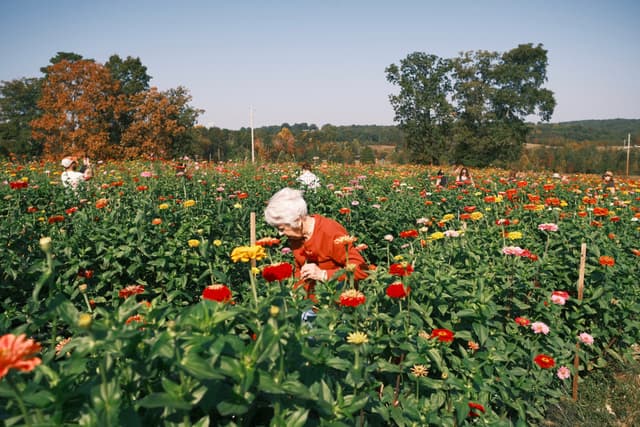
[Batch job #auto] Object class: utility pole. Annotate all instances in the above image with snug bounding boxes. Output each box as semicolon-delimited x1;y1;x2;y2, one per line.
626;133;631;177
250;106;255;164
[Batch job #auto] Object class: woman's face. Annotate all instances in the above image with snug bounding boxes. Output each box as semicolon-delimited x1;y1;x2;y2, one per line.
275;221;304;240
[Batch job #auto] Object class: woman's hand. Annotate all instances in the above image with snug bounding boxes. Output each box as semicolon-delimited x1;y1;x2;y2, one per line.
300;263;327;281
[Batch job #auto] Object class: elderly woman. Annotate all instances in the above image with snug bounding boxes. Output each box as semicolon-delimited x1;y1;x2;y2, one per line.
264;188;369;285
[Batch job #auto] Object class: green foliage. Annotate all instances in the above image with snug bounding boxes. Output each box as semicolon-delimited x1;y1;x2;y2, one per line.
1;160;639;425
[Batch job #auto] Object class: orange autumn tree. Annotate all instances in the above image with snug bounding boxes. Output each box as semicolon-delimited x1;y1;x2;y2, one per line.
119;87;185;158
31;59;124;159
272;127;296;161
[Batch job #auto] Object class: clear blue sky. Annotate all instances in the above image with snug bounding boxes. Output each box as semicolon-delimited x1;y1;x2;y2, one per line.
1;0;639;130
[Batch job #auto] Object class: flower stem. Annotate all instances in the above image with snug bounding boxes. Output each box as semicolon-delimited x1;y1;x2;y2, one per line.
7;376;31;426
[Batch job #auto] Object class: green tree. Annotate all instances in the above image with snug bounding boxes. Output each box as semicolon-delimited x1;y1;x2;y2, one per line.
105;55;151;95
387;44;555;167
385;52;455;164
0;78;42;158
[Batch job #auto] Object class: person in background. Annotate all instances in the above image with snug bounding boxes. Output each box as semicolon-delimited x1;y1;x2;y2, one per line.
264;187;368;286
455;166;474;185
296;162;321;189
601;171;616;195
61;156;93;189
435;169;448;187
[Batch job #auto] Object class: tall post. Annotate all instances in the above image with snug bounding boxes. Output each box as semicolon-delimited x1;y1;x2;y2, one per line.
250;106;255;164
626;133;631;177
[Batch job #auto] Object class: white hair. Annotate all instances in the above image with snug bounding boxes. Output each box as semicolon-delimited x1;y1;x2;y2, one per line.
264;188;307;226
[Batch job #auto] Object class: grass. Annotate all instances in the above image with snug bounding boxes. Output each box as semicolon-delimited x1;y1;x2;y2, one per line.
544;349;640;427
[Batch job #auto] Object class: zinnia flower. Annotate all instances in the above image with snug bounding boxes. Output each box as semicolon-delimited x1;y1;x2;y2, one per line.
188;239;200;248
578;332;594;345
431;328;455;343
386;282;410;299
538;223;559;232
534;354;555;369
557;366;571;380
410;364;429;377
256;237;281;247
514;317;530;326
119;284;145;299
551;290;569;305
346;331;368;345
261;262;293;282
389;262;413;277
468;402;486;417
399;229;418;238
230;245;266;262
183;199;196;208
599;256;615;266
0;333;42;379
202;284;233;303
334;235;357;246
506;231;523;240
531;321;550;335
339;289;366;307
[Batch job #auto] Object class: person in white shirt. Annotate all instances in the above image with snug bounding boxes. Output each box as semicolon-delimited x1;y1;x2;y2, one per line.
61;156;93;189
296;162;320;190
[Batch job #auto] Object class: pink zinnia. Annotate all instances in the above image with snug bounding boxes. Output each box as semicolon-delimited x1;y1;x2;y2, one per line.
557;366;571;380
531;321;550;335
502;246;525;256
551;290;569;305
0;334;42;379
578;332;594;345
538;223;559;232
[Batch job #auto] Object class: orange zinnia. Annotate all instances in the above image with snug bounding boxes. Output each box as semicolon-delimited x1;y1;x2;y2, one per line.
0;333;42;379
599;256;615;266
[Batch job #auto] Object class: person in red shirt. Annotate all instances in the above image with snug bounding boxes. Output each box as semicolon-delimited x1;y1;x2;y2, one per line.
264;188;368;286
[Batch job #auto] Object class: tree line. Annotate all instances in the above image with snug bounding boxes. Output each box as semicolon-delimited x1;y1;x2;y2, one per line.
1;47;636;173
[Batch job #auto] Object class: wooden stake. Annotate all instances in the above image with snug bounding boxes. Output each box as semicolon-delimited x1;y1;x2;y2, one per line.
250;212;256;270
573;242;587;401
577;242;586;300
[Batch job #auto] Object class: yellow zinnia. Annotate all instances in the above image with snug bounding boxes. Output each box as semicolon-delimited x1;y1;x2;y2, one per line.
183;199;196;208
230;245;267;262
188;239;200;248
429;231;445;240
159;203;169;210
441;214;455;222
346;331;369;345
506;231;523;240
470;212;484;221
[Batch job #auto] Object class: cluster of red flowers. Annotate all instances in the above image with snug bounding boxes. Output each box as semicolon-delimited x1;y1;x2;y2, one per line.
202;284;233;303
118;284;145;299
48;215;65;224
261;262;293;282
9;181;28;190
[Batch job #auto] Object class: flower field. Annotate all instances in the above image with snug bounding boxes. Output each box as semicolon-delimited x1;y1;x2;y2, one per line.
1;160;639;426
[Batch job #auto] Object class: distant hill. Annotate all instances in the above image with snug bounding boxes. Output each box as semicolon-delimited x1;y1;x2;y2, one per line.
527;119;640;146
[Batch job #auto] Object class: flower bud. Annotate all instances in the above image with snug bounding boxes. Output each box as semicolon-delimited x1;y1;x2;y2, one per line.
39;236;52;253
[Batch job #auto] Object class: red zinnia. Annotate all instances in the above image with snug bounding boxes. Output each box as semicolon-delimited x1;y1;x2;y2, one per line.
386;282;410;298
534;354;555;369
399;229;418;238
202;284;233;303
125;314;144;325
339;207;351;215
48;215;65;224
338;289;366;307
261;262;293;282
0;333;42;379
431;328;455;343
599;256;615;266
468;402;486;417
389;262;414;277
118;284;145;299
593;207;609;217
514;317;530;326
9;181;28;190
